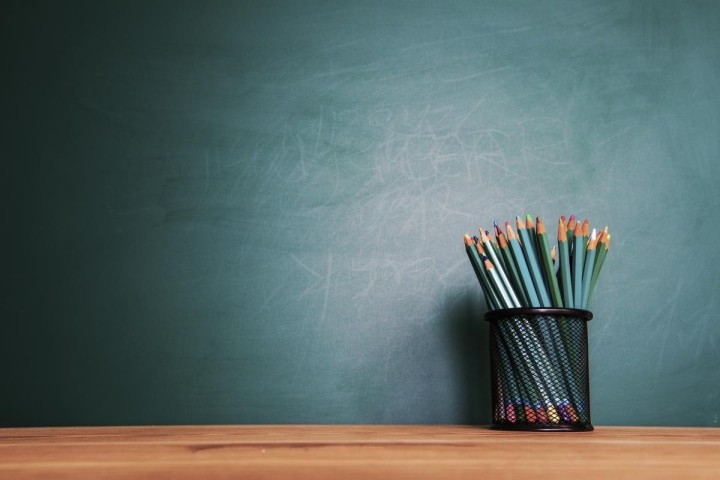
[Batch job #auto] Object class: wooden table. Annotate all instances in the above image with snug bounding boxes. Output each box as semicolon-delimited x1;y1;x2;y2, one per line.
1;425;719;479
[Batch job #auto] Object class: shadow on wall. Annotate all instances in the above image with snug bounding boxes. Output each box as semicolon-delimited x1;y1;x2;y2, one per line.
445;291;491;424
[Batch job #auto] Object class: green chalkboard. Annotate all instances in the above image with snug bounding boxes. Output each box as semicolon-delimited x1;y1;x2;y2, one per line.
2;0;719;427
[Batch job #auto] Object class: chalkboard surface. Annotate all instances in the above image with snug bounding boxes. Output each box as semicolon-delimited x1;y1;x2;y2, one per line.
2;0;719;427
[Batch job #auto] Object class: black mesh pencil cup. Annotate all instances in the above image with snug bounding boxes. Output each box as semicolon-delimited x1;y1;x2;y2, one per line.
485;308;593;431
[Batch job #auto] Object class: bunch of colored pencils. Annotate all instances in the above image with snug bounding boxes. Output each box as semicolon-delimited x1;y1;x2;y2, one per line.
464;214;611;426
464;214;611;310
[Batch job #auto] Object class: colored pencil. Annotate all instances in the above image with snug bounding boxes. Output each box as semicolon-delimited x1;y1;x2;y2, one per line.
498;231;529;307
484;257;519;308
572;221;585;308
566;215;576;255
558;218;574;308
506;223;541;308
517;216;551;307
536;217;563;308
481;229;521;308
525;214;540;262
464;235;496;309
587;231;611;304
581;229;598;309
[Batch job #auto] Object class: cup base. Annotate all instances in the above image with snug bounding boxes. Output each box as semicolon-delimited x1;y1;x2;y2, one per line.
490;422;594;432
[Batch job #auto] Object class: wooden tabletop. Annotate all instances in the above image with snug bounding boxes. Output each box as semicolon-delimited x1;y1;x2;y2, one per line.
1;425;719;479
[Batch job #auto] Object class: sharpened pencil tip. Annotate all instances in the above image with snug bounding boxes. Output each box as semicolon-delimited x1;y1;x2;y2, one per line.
479;228;490;242
558;219;567;241
567;215;576;230
536;217;546;234
574;221;583;236
587;229;599;250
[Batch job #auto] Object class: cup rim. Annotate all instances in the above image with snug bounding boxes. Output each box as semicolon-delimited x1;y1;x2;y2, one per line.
484;307;593;322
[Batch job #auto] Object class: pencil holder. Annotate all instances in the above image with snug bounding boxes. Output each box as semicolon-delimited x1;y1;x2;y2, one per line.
485;308;593;431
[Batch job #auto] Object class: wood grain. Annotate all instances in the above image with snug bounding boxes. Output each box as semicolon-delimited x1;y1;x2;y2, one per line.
1;426;719;479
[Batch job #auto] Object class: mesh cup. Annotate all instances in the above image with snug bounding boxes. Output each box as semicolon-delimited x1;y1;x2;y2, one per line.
485;308;593;432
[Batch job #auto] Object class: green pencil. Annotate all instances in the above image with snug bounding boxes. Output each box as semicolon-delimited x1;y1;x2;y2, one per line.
500;318;553;416
572;221;585;308
464;235;500;310
481;229;521;308
567;215;576;258
484;257;519;308
496;331;525;422
517;216;551;307
588;230;611;305
536;217;563;308
525;214;540;264
506;223;541;308
498;231;529;307
491;223;509;273
581;229;598;309
558;218;574;308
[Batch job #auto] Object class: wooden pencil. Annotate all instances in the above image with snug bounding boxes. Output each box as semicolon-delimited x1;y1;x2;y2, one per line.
498;231;529;307
566;215;576;252
536;217;563;308
506;223;541;308
489;225;508;273
587;230;611;305
481;229;521;308
572;221;585;308
464;234;499;309
581;229;598;309
484;257;518;308
525;213;540;262
517;216;551;307
557;218;574;308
